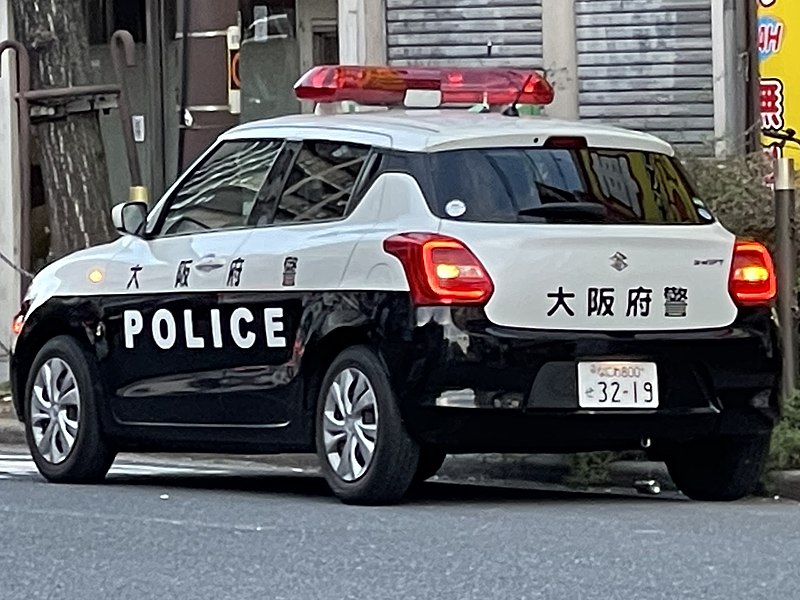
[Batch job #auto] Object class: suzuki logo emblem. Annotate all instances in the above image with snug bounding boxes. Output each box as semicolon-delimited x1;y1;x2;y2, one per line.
610;252;628;272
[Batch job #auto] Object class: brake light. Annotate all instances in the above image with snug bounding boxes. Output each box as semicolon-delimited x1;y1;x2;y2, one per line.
728;241;776;306
543;136;588;150
383;233;494;305
294;66;554;107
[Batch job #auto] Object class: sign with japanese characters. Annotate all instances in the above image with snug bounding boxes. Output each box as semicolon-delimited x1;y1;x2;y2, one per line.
545;285;690;321
758;0;800;160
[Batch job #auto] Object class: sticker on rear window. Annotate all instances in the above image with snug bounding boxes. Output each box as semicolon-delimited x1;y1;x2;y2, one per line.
445;199;467;218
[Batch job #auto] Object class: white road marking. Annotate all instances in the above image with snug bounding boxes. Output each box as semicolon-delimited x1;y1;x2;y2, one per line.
0;454;229;479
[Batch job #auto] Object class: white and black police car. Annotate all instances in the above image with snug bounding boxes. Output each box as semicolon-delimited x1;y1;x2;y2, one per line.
10;66;780;504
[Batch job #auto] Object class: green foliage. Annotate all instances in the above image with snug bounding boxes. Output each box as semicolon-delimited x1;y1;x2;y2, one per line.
566;452;616;487
680;151;775;244
0;380;10;396
768;392;800;472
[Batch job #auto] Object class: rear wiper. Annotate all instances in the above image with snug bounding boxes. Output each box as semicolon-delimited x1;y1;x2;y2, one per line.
518;202;608;222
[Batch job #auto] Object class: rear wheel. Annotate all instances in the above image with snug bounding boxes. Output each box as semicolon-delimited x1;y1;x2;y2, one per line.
315;346;420;505
25;336;116;483
664;434;771;501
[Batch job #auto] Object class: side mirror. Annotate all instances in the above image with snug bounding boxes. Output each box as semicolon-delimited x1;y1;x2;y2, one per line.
111;202;148;236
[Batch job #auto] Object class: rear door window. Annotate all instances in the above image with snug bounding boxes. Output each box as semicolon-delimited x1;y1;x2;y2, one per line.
427;148;713;225
271;140;370;224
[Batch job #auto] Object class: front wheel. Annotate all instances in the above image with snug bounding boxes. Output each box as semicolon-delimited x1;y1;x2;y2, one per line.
664;434;771;501
25;336;116;483
315;346;420;505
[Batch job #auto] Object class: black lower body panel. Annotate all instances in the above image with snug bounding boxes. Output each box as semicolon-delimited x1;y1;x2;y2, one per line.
385;307;780;453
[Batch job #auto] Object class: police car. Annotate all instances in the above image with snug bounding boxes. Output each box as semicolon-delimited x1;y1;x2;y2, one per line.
9;66;780;505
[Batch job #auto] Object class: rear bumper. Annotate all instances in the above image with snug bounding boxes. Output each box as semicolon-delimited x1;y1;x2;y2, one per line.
385;307;780;452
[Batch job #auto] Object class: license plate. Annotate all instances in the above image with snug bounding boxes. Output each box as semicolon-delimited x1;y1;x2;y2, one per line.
577;362;659;408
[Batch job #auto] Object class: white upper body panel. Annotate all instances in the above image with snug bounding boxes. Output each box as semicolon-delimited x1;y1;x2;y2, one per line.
222;111;674;156
20;108;743;336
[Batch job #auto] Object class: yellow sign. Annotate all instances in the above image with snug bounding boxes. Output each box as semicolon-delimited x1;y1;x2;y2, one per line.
759;0;800;160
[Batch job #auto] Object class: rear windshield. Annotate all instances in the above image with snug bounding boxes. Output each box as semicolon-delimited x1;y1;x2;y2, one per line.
427;148;713;224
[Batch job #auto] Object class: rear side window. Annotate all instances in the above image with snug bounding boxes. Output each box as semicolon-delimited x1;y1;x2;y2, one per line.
273;140;370;224
427;148;713;225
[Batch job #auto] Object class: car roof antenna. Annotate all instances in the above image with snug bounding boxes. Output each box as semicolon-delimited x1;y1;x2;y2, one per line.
502;73;534;118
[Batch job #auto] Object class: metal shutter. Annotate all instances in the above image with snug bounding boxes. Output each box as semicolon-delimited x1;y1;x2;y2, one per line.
386;0;543;68
576;0;714;152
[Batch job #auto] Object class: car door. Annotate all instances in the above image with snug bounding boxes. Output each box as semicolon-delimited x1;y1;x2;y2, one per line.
227;139;376;423
101;138;284;427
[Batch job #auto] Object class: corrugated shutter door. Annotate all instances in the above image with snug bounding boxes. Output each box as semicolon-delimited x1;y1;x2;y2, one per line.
576;0;714;152
386;0;543;68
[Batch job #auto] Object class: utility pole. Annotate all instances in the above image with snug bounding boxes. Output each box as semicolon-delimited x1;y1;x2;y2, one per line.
542;0;579;120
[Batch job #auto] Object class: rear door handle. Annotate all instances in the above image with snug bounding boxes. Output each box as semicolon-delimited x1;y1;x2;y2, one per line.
194;256;226;273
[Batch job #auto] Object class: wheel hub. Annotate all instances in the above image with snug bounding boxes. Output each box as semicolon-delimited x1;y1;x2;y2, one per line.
30;357;81;465
322;367;379;482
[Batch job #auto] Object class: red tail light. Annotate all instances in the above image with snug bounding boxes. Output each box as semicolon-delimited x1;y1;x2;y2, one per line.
728;241;776;306
383;233;494;306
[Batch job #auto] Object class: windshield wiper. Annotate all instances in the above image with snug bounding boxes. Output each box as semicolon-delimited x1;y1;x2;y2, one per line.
518;202;608;222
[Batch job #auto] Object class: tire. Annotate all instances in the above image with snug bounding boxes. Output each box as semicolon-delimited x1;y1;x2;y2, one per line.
413;447;447;484
24;336;116;483
664;433;771;501
315;345;420;505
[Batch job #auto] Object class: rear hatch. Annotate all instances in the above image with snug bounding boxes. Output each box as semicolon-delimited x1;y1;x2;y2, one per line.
429;145;738;331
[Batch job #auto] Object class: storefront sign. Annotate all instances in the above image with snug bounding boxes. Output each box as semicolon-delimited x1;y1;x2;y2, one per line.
758;0;799;159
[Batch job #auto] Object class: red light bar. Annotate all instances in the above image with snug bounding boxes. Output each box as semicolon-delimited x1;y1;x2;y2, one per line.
294;66;554;107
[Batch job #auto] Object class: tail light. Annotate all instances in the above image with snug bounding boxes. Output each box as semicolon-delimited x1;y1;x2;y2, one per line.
383;233;494;305
728;240;776;306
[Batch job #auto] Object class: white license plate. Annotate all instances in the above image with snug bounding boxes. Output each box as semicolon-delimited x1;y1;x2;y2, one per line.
577;362;659;408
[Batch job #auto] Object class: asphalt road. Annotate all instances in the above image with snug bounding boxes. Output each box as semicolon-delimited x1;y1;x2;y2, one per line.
1;449;799;600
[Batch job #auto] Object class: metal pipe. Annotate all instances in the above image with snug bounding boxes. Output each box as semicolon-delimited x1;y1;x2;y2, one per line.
0;40;33;295
775;157;797;397
177;0;192;172
110;30;145;198
22;84;121;101
145;0;166;200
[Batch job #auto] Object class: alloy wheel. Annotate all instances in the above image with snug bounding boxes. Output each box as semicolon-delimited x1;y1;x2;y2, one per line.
322;367;379;482
30;358;81;465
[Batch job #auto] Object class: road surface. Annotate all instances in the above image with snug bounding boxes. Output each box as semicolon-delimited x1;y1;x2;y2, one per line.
0;448;798;600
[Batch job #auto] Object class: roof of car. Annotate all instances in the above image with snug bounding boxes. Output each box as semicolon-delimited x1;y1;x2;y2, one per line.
223;109;675;156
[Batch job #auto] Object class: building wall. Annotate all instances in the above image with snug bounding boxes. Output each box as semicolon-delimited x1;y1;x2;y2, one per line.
576;0;715;152
382;0;728;153
0;0;21;355
385;0;544;68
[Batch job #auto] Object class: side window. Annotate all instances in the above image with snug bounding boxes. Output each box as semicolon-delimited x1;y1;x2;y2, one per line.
272;140;370;224
157;139;282;236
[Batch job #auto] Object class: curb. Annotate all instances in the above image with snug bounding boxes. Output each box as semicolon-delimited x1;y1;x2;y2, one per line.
766;470;800;500
0;417;24;447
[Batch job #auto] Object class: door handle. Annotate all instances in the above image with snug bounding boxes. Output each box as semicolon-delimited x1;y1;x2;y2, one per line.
194;256;226;273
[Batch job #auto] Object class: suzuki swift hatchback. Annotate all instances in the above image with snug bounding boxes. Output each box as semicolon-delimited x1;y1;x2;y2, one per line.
10;66;779;504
